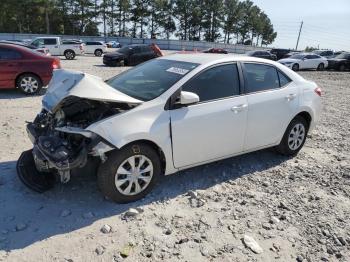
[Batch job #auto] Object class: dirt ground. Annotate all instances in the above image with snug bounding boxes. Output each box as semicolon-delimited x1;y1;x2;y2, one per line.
0;55;349;262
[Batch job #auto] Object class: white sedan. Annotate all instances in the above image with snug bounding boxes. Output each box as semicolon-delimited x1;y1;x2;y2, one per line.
18;54;322;203
279;53;328;71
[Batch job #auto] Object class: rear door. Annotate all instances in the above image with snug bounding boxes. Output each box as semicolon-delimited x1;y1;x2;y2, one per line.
0;47;22;88
170;63;248;168
242;63;300;150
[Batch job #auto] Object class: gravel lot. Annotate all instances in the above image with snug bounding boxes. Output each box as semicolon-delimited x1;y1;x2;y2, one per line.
0;55;349;262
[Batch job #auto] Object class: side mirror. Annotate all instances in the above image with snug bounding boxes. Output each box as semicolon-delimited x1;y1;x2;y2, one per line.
178;91;199;105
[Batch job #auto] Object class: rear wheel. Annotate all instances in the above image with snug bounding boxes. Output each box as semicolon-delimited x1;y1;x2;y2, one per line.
94;49;103;56
292;63;299;71
16;74;42;95
338;64;346;71
64;50;76;60
317;63;325;71
276;116;308;156
97;143;161;203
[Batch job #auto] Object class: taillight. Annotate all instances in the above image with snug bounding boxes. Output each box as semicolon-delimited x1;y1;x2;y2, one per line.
314;87;322;97
52;59;61;69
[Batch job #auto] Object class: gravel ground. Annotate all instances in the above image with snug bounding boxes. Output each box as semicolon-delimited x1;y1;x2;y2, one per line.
0;55;349;262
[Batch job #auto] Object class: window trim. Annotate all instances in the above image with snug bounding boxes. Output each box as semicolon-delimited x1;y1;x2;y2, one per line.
171;62;243;108
241;62;292;95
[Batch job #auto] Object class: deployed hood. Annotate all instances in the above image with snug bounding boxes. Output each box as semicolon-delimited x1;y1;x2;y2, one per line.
43;69;142;112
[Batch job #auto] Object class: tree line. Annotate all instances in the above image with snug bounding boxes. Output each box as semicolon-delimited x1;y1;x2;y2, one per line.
0;0;277;46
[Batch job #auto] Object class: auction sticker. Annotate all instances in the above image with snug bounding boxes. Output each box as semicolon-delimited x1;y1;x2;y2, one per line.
166;67;189;75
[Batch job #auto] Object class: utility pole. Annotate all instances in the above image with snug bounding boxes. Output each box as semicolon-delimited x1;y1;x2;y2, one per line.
295;21;303;50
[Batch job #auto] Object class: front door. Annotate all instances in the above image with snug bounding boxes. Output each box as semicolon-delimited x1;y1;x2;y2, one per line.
170;63;248;168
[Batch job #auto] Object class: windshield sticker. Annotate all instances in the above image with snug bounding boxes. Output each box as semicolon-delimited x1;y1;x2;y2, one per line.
166;67;189;75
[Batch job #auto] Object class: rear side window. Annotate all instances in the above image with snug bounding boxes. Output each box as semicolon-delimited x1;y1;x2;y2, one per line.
278;71;291;87
0;48;22;60
141;46;152;52
44;39;57;45
244;63;280;93
182;64;240;102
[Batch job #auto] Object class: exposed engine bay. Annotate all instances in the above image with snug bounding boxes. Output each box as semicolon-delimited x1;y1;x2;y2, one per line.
18;96;136;192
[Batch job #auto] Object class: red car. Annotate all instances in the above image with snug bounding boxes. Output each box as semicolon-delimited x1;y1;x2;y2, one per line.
203;48;228;54
0;43;61;94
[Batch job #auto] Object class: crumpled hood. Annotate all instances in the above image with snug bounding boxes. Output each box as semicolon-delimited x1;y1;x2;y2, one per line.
43;69;142;112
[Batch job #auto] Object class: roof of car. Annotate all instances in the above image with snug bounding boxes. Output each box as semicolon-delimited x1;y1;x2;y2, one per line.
159;53;276;65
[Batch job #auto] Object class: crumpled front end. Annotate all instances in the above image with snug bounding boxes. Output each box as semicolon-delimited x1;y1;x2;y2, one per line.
17;70;141;192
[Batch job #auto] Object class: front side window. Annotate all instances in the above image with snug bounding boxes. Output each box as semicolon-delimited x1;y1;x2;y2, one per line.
182;64;240;102
31;39;44;47
244;63;280;93
106;59;199;101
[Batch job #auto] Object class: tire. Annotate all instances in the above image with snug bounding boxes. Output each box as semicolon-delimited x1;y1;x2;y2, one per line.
338;64;346;71
292;63;299;71
64;50;76;60
97;143;161;203
16;74;43;95
94;49;103;56
317;63;325;71
276;116;308;156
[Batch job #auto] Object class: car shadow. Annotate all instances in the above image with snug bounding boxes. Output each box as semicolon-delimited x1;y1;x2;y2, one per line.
0;88;47;99
0;148;290;251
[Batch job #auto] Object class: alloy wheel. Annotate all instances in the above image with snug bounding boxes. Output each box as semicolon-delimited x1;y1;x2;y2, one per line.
288;123;305;150
114;155;153;196
20;77;39;94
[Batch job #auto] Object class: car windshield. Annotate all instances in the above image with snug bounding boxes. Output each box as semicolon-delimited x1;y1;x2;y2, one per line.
335;53;349;59
106;59;199;101
289;54;304;59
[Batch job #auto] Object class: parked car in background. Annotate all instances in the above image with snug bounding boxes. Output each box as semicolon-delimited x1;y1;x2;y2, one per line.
83;41;108;56
31;37;84;60
203;48;228;54
0;41;50;56
270;48;291;60
246;50;277;60
103;44;159;66
327;52;350;71
107;41;122;48
0;43;61;94
313;50;334;58
18;54;322;202
6;39;32;44
333;51;345;57
279;53;328;71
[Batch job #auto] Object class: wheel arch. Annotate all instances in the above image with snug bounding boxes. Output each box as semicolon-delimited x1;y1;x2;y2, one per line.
15;72;43;87
294;111;312;129
117;139;167;175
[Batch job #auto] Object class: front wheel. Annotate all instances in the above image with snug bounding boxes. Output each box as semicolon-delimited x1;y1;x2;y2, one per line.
292;63;299;71
97;143;161;203
276;116;308;156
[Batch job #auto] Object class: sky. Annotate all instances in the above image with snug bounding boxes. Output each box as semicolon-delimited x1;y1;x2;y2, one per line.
251;0;350;51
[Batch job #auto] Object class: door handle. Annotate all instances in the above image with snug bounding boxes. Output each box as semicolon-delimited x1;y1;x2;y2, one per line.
285;93;297;101
231;104;247;113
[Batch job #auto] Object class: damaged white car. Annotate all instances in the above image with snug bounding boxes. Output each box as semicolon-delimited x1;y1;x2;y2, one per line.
17;54;322;203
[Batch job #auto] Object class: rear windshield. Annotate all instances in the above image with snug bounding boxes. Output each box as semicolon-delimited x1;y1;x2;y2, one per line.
106;59;199;101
